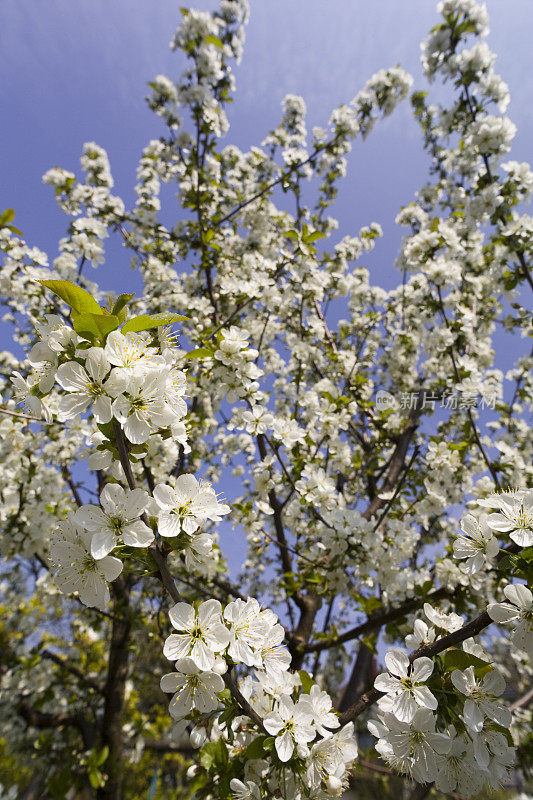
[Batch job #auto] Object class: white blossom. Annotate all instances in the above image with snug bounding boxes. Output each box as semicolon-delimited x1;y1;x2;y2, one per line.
451;667;511;732
375;649;437;722
453;513;499;573
56;348;114;423
49;515;122;610
263;694;315;762
485;490;533;547
163;600;230;670
488;583;533;659
160;657;224;718
154;475;230;537
74;484;153;559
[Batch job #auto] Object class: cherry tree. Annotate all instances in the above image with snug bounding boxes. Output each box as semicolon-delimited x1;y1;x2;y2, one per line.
0;1;532;799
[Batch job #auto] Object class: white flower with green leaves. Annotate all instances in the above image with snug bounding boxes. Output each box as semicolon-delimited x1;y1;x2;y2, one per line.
485;490;533;547
229;779;261;800
263;694;315;762
373;709;452;784
223;597;270;667
375;649;437;722
299;684;340;736
11;371;52;422
104;330;165;373
111;369;177;443
451;666;511;732
35;314;78;353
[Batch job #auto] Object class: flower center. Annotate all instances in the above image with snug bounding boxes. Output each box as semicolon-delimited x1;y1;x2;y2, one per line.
89;381;104;397
190;623;203;641
131;397;147;411
109;516;123;534
82;556;98;573
513;509;532;528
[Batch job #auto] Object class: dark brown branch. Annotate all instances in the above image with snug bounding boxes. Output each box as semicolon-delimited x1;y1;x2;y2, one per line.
434;284;500;488
223;671;266;732
110;422;269;730
337;641;375;713
304;587;450;654
509;686;533;712
97;578;132;800
19;701;96;749
111;421;183;604
290;592;321;670
41;649;103;694
214;141;332;229
256;433;294;578
338;609;494;725
362;394;424;521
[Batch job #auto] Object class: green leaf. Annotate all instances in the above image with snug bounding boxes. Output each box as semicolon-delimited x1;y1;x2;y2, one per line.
304;230;325;244
73;313;120;341
121;312;189;334
205;34;224;49
111;293;135;318
298;669;314;694
414;580;434;597
184;346;214;359
443;648;492;676
47;768;71;799
200;739;228;771
95;746;109;767
188;773;207;795
200;742;217;770
359;595;383;613
96;421;115;439
39;280;104;315
214;737;229;768
243;736;267;760
0;208;15;225
88;767;103;789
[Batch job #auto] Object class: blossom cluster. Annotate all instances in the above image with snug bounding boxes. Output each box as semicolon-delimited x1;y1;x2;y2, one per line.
370;646;515;795
160;598;358;797
1;0;532;795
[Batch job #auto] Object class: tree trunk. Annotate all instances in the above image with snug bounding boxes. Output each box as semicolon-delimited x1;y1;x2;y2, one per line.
97;578;132;800
337;641;375;712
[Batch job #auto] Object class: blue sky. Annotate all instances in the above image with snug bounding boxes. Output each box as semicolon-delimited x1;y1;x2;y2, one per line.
1;0;531;296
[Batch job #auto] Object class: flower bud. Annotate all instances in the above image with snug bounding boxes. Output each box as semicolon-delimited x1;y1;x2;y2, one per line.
212;657;228;675
189;727;207;748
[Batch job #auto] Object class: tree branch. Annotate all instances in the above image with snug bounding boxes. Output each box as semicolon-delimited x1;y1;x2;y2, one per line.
19;700;96;749
41;649;103;694
338;608;494;725
304;587;450;653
